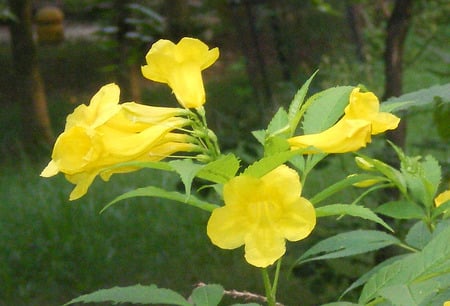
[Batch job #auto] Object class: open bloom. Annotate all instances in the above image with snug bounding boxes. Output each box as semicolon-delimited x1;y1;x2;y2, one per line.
141;37;219;108
41;83;195;200
207;165;316;267
288;88;400;153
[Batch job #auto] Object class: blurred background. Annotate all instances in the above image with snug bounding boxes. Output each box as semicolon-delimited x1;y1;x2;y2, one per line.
0;0;449;305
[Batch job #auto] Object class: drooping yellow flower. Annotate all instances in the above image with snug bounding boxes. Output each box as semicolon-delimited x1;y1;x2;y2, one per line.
41;83;195;200
141;37;219;108
207;165;316;268
435;190;450;207
288;119;372;153
288;88;400;154
344;88;400;134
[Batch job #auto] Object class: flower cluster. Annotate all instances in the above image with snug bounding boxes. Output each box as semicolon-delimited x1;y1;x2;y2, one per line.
41;84;194;200
42;37;401;269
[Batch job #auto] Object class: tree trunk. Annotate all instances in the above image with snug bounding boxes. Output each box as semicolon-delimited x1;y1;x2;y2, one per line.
229;0;273;122
8;0;53;150
114;0;141;102
383;0;413;148
346;2;367;62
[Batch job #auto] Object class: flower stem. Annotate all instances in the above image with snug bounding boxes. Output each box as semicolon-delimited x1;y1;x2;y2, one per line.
262;268;276;306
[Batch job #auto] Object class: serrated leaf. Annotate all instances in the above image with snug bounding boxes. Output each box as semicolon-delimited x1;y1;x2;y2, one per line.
264;136;290;156
295;230;400;266
100;186;219;213
196;154;240;184
359;225;450;304
316;204;393;232
243;150;300;178
302;86;354;134
381;83;450;112
405;221;432;250
266;107;290;136
190;284;224;306
63;284;190;305
375;200;425;220
288;70;318;133
169;159;203;198
252;129;266;145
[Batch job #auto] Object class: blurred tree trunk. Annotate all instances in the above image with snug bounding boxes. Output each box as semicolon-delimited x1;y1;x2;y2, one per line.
267;0;291;81
8;0;54;149
162;0;191;40
346;2;367;62
114;0;141;102
382;0;413;148
229;0;273;121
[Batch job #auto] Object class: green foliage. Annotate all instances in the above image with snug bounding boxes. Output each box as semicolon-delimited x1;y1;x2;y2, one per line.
381;83;450;113
295;230;400;266
315;204;393;232
64;284;191;305
102;185;218;213
358;224;450;305
301;86;354;134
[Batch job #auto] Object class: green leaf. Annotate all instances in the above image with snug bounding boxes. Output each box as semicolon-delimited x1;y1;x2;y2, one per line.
357;153;407;195
359;225;450;304
63;284;190;305
316;204;393;232
398;153;442;208
101;186;219;213
405;221;432;250
381;83;450;112
251;129;266;145
288;70;318;134
266;107;290;137
243;150;300;178
340;254;408;299
310;174;384;205
374;200;425;220
190;284;224;306
169;160;203;198
302;86;354;134
264;136;290;156
295;230;400;266
231;304;261;306
320;303;362;306
196;154;240;184
102;160;173;172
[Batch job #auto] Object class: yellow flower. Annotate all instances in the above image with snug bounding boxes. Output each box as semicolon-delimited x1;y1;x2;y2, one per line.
443;301;450;306
288;88;400;154
141;37;219;108
41;83;194;200
288;119;372;153
207;165;316;267
344;88;400;134
435;190;450;207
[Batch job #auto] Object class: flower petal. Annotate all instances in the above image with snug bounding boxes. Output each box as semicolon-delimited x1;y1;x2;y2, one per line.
207;206;250;249
345;88;400;134
278;197;316;241
288;119;372;153
244;228;286;267
261;164;303;202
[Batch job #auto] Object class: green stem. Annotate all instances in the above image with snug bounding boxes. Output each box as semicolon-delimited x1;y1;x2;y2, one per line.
261;268;276;306
271;259;282;298
397;242;419;253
